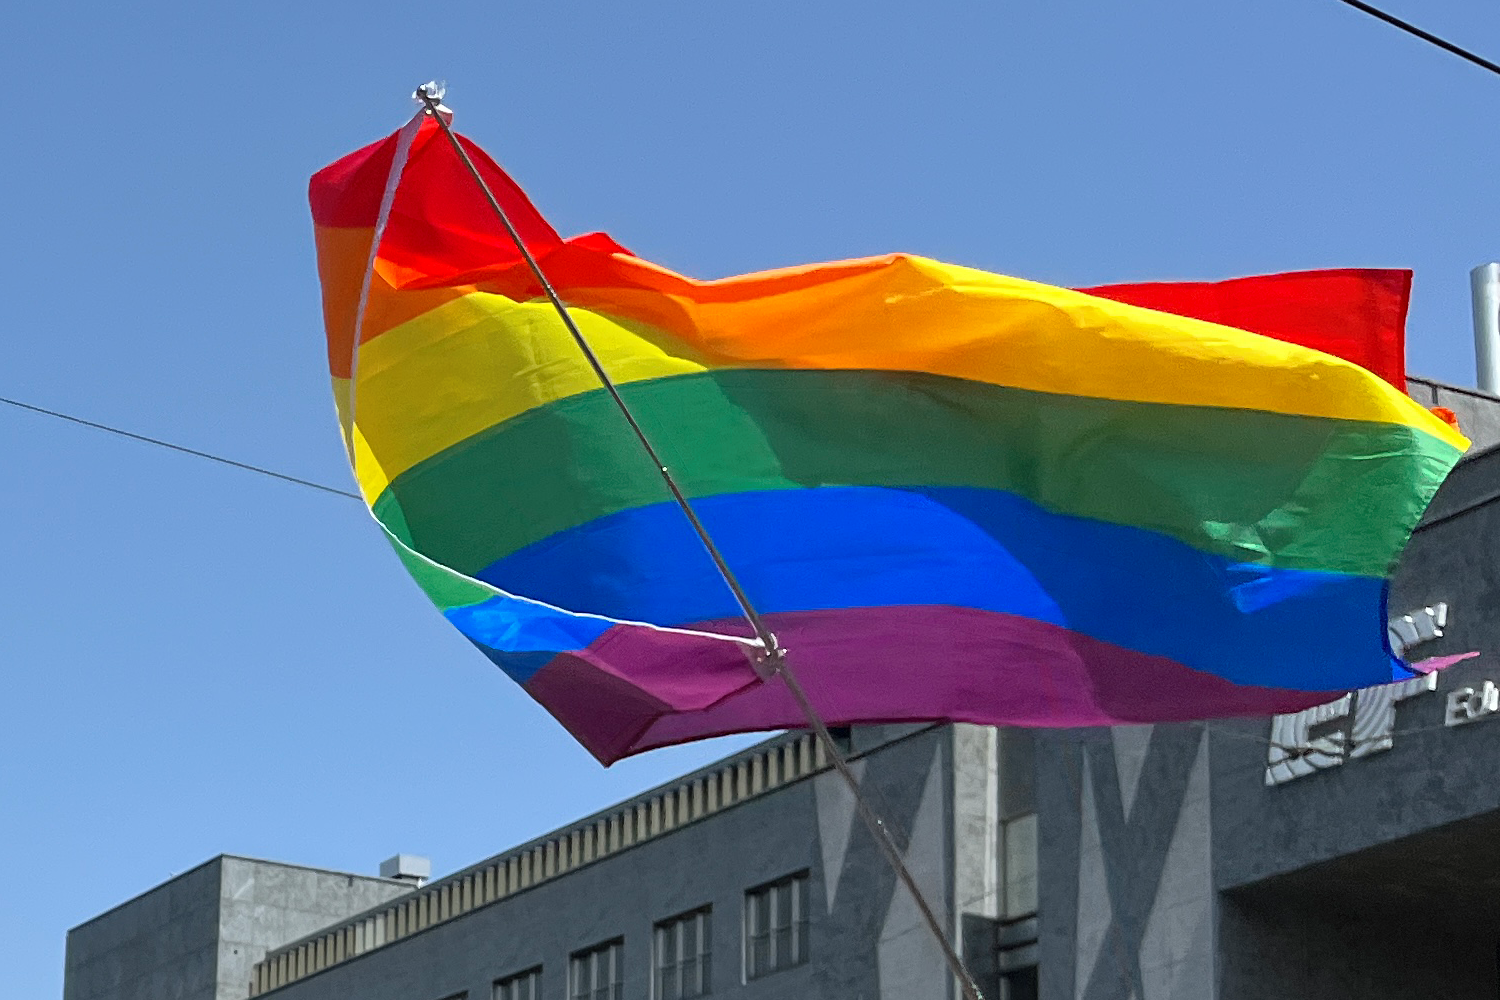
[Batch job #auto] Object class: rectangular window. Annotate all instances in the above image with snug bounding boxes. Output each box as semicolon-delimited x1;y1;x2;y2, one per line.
570;939;623;1000
493;967;541;1000
654;906;712;999
744;872;809;980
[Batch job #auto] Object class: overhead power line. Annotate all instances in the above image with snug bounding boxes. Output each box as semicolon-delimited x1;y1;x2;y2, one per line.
0;393;362;501
1333;0;1500;78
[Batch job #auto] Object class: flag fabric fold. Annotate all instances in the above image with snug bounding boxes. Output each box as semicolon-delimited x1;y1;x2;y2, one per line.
311;115;1466;764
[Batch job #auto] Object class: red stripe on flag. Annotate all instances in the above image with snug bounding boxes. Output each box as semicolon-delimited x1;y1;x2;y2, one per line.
1084;269;1410;391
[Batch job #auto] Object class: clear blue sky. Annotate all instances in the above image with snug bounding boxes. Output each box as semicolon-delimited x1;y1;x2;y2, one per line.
4;1;1499;995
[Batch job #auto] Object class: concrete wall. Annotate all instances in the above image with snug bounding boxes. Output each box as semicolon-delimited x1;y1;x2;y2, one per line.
254;726;972;1000
1218;895;1496;999
951;724;1001;936
1036;724;1215;1000
65;859;224;1000
1406;377;1500;451
216;858;413;1000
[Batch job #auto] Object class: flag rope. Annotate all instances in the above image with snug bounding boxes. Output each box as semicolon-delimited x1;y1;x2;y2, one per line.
411;83;987;1000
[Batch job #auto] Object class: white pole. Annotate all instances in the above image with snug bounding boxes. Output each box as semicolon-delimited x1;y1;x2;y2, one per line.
1469;263;1500;394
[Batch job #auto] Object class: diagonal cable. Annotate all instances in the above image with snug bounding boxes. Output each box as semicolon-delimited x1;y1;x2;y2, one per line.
0;393;361;500
1332;0;1500;77
411;84;989;1000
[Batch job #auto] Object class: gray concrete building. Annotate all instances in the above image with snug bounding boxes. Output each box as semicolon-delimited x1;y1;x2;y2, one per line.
65;724;1041;1000
64;378;1500;1000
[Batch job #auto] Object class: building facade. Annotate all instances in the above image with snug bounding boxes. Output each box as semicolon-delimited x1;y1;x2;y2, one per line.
65;378;1500;1000
66;725;1040;1000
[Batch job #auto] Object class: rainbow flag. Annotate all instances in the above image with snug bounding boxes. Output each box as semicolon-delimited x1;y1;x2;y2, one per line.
311;115;1466;763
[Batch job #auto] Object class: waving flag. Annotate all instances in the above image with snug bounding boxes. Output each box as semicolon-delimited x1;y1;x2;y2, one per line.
310;115;1466;763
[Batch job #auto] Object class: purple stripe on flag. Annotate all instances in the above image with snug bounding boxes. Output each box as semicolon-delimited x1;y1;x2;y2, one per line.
524;605;1354;764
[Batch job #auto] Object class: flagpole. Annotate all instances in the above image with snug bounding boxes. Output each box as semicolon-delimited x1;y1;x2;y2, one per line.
412;84;986;1000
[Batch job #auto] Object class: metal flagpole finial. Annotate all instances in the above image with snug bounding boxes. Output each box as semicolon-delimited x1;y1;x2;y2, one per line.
413;81;453;122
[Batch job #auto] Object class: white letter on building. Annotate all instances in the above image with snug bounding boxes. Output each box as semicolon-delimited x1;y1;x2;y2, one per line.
1265;695;1353;787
